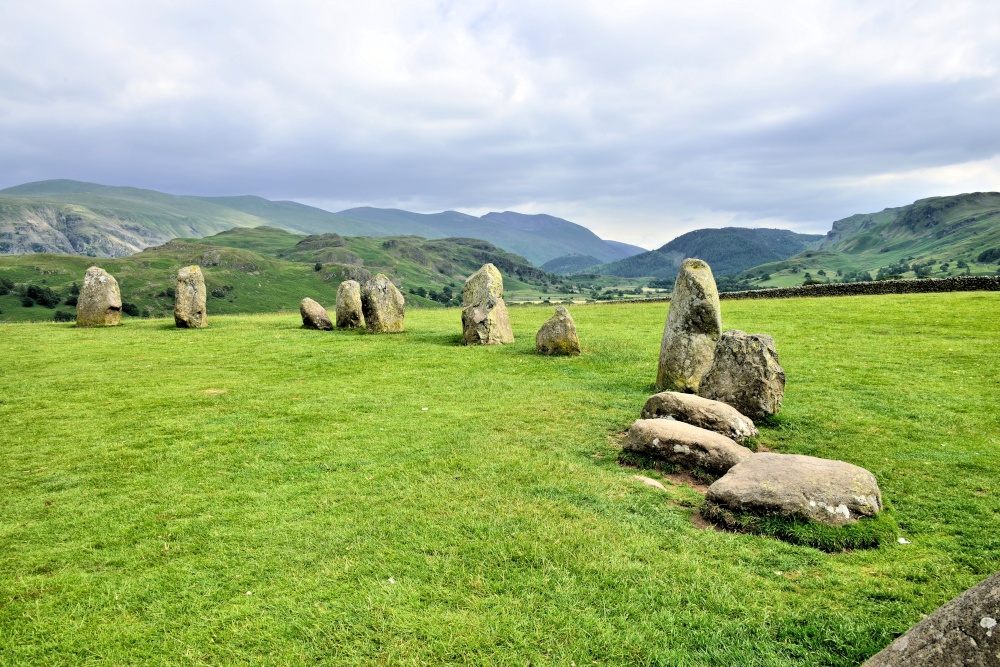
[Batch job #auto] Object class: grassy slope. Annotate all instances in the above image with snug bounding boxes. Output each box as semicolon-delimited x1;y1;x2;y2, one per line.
1;293;998;665
740;193;1000;287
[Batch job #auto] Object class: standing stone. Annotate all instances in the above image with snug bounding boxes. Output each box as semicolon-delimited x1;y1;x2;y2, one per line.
641;391;758;443
862;571;1000;666
361;274;405;333
336;280;365;329
655;258;722;393
461;263;514;345
704;452;882;526
75;266;122;327
699;330;785;419
536;306;581;355
174;265;207;329
300;297;333;330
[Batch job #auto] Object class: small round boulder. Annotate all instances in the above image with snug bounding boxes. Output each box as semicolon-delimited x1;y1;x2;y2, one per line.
536;306;580;356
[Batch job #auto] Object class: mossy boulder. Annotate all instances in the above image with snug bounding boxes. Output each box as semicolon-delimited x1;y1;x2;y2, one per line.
656;258;722;393
862;571;1000;666
699;330;785;419
75;266;122;327
361;274;404;333
300;297;333;330
535;306;580;355
461;263;514;345
174;265;207;329
336;280;365;329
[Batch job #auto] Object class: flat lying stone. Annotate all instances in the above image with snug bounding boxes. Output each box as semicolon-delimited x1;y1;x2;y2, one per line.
641;391;758;443
623;419;753;475
300;297;333;330
862;571;1000;666
705;452;882;526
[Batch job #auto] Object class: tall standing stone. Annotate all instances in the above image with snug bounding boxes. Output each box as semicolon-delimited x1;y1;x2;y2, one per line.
361;274;405;333
336;280;365;329
174;265;207;329
535;306;580;355
655;258;722;393
300;297;333;330
699;330;785;419
76;266;122;327
461;263;514;345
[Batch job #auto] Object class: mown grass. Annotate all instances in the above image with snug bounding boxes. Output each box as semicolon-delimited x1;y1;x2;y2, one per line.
1;293;999;665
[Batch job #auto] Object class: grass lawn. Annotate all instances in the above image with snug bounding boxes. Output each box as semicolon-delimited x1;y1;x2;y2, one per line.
1;293;998;665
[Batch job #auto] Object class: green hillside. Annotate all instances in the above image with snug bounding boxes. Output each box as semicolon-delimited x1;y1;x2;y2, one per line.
594;228;823;280
0;227;573;323
737;192;1000;287
0;181;267;257
540;254;602;274
0;180;648;266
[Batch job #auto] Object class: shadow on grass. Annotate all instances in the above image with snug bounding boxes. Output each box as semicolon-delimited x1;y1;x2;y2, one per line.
701;500;900;552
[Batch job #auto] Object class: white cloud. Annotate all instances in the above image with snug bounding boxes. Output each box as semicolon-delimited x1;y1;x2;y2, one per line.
0;0;998;248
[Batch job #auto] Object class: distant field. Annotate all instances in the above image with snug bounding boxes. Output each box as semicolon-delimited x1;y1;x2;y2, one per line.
2;294;998;665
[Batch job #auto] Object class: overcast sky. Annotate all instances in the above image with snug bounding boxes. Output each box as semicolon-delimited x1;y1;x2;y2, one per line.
1;1;998;248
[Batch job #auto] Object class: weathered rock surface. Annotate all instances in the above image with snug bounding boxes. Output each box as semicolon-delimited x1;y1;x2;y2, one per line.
462;263;514;345
535;306;580;355
361;274;405;333
75;266;122;327
174;265;207;329
656;258;722;393
300;297;333;330
336;280;365;329
699;330;785;419
641;391;758;443
862;571;1000;666
705;453;882;526
624;419;753;475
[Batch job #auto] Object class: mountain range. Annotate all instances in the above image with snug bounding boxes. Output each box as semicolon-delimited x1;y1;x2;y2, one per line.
0;180;646;266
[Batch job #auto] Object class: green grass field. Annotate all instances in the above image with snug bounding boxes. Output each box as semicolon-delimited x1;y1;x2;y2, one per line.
2;293;998;665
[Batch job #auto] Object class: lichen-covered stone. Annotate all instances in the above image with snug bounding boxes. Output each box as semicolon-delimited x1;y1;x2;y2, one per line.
704;453;882;526
336;280;365;329
174;265;207;329
624;419;752;475
75;266;122;327
535;306;580;355
300;297;333;330
656;258;722;393
361;274;405;333
862;571;1000;666
641;391;758;443
699;330;785;419
461;263;514;345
